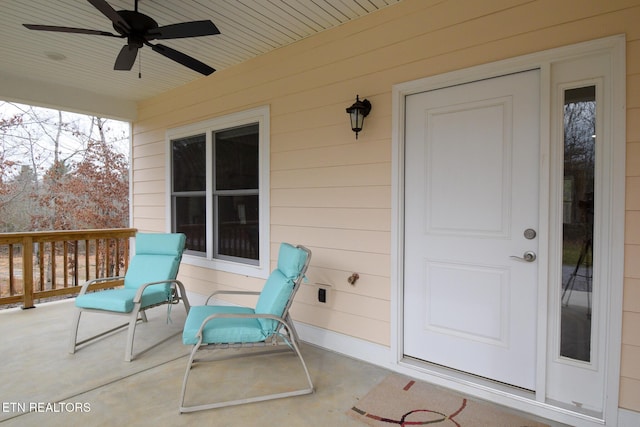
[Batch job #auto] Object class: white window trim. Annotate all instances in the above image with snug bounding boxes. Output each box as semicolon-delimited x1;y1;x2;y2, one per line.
165;105;270;279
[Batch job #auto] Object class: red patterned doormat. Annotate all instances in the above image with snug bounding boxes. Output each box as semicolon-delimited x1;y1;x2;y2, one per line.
348;374;549;427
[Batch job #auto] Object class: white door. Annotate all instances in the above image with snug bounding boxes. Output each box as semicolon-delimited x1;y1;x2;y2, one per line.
403;70;540;390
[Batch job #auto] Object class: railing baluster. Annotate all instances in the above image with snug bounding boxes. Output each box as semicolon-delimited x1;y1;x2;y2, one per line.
84;239;90;282
63;241;69;288
106;238;112;277
51;241;57;290
22;236;34;309
115;239;121;276
94;239;99;279
8;244;15;296
124;239;129;271
38;243;44;293
73;240;79;287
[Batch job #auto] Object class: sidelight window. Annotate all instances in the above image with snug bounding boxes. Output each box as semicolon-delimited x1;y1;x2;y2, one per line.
560;85;595;363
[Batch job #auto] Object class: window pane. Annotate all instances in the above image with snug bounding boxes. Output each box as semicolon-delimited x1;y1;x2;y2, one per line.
175;196;206;253
172;134;206;192
216;195;259;261
560;86;595;362
215;125;259;190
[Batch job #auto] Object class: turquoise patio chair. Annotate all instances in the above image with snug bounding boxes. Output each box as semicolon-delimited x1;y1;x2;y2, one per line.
69;232;190;361
179;243;313;413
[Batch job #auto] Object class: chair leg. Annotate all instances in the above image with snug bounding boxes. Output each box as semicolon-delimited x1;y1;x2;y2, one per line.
179;342;200;413
284;313;301;344
175;281;191;313
68;308;82;354
283;321;314;396
124;306;141;362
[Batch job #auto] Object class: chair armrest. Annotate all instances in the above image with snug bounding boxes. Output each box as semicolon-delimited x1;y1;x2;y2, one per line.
205;290;261;305
78;276;125;296
196;312;287;340
133;279;184;303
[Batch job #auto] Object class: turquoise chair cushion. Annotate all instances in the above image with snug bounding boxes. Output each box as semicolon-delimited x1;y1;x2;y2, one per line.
75;287;169;313
183;243;307;346
123;254;181;292
253;244;307;331
74;233;185;313
277;243;308;279
182;305;268;345
254;269;293;331
135;233;186;256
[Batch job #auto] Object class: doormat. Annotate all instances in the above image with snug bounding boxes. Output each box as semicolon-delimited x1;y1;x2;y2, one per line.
348;374;549;427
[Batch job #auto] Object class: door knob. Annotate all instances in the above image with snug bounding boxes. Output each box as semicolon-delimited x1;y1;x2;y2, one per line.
510;251;536;262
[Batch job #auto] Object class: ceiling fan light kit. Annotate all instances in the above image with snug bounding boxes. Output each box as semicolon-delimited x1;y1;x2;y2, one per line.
23;0;219;76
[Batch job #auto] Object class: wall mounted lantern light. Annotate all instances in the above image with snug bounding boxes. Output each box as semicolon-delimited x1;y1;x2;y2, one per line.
346;95;371;139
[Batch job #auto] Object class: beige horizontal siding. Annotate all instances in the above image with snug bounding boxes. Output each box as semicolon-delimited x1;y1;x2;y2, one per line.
307;266;390;301
271;186;390;209
271;139;390;169
624;279;640;312
132;0;640;411
620;377;640;410
272;225;388;255
290;302;389;345
271;207;390;231
132;180;163;196
134;193;166;208
133;144;165;161
623;17;640;411
272;164;390;189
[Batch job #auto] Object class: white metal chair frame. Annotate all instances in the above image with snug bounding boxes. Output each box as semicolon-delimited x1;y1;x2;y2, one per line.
69;277;190;361
68;233;190;362
179;244;313;413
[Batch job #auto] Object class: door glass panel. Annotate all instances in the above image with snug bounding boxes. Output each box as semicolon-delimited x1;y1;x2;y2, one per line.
560;86;595;362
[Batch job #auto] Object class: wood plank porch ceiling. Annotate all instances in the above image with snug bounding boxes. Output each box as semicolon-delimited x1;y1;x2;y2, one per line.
0;0;401;106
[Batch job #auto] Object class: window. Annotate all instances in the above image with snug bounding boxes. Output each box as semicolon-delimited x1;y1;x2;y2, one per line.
167;106;270;277
560;85;595;363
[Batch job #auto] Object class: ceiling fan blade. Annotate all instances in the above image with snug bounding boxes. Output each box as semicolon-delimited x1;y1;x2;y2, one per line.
23;24;121;37
149;43;215;76
147;21;220;40
114;44;139;70
87;0;130;33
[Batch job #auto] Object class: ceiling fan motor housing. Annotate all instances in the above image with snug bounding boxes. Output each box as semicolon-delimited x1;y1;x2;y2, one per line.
115;10;158;46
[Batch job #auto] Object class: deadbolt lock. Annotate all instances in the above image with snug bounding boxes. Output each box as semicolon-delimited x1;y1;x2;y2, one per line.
524;229;537;240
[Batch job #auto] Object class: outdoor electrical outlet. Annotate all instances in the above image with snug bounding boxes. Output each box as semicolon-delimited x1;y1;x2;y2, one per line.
318;288;327;303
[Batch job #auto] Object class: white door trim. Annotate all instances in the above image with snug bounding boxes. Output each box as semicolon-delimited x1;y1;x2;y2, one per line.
390;34;626;426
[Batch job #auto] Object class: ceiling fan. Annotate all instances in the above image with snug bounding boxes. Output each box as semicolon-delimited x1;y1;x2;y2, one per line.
23;0;219;76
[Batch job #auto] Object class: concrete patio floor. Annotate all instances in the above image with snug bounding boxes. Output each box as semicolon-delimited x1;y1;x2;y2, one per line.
0;299;563;426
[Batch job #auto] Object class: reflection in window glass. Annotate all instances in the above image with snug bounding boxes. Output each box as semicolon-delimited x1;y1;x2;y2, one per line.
560;86;595;362
216;195;259;260
171;135;206;253
213;124;259;263
174;196;206;253
172;135;206;192
215;125;259;191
